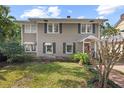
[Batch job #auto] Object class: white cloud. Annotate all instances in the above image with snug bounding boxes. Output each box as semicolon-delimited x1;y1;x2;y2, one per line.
96;5;121;15
48;6;61;17
68;10;72;13
96;16;105;19
20;6;61;18
77;16;85;19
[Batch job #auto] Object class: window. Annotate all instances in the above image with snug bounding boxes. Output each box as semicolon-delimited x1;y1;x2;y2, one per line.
66;44;73;54
48;23;53;32
120;30;124;32
54;24;59;32
31;44;36;51
45;43;53;54
81;24;92;34
24;43;36;52
24;24;37;33
87;24;92;33
31;24;37;32
25;24;30;33
25;45;30;51
81;24;86;33
47;23;59;33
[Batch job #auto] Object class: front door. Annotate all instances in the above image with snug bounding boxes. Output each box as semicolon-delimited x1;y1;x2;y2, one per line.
84;42;91;53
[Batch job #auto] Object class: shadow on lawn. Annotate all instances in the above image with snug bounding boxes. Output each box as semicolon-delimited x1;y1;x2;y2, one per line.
0;62;92;80
26;62;91;79
58;79;87;88
0;75;6;81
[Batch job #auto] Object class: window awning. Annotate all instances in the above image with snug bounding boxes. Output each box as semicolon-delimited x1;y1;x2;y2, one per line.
78;35;99;42
24;42;35;44
45;43;52;45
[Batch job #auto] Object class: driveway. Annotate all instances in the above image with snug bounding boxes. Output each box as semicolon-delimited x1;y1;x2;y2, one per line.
109;63;124;88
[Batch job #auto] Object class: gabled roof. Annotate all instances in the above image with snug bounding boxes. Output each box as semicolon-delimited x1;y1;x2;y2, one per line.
77;35;99;42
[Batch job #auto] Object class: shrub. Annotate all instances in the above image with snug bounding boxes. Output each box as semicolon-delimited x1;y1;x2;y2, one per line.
0;41;34;63
7;54;35;63
0;41;24;62
72;52;90;65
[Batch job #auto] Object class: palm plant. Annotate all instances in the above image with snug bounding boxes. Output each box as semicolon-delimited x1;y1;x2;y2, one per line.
73;52;89;66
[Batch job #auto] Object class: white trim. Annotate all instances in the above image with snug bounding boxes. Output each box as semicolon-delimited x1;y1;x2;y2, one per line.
45;43;52;45
94;41;97;57
36;23;38;56
24;42;35;44
47;23;60;34
79;35;99;42
21;24;23;45
98;23;101;39
65;44;73;54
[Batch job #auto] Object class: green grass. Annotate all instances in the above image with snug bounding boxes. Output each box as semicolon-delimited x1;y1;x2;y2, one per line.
0;62;94;88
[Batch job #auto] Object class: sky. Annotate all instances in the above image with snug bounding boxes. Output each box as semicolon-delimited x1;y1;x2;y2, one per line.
10;5;124;26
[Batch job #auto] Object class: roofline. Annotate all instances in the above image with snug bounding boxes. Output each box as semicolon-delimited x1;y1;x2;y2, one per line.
28;18;108;21
16;18;108;23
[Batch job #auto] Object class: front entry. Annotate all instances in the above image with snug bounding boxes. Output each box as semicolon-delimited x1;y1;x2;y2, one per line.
84;42;91;53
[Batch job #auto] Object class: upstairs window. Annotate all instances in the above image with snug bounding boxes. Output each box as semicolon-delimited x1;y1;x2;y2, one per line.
47;23;59;33
31;24;37;33
87;24;92;33
81;24;86;33
24;24;37;33
25;24;30;33
81;24;92;34
48;23;53;33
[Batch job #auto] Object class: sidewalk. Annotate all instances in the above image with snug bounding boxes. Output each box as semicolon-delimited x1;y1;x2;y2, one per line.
109;65;124;88
113;65;124;73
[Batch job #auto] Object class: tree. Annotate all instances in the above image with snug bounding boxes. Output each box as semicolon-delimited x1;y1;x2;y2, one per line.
0;5;20;42
89;23;124;87
90;39;124;87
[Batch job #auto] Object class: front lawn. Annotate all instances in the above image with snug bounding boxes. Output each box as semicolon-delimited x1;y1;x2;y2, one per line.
0;62;94;88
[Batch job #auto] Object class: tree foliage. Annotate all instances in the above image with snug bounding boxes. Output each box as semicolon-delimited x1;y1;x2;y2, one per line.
0;5;20;42
101;23;120;37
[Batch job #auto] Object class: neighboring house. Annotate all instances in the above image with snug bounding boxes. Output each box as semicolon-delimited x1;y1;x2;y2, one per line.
17;16;107;58
115;13;124;36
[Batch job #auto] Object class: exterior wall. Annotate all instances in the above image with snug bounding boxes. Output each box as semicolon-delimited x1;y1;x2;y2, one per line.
37;23;98;57
20;20;101;57
23;33;36;42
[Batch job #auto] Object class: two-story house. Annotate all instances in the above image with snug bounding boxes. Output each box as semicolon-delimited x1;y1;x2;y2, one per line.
17;16;107;58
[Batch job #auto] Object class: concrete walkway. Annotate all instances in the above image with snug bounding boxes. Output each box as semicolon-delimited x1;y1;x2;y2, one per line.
109;64;124;88
113;65;124;73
